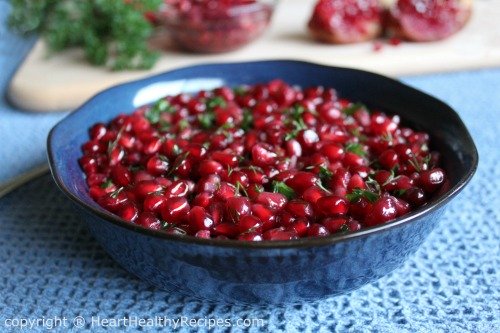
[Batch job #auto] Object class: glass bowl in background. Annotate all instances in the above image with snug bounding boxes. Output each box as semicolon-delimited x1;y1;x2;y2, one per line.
159;0;278;53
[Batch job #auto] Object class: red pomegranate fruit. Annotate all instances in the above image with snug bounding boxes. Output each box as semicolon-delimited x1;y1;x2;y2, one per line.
387;0;472;42
308;0;383;44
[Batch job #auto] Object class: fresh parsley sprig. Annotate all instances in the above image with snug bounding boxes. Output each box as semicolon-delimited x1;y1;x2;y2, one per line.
8;0;163;70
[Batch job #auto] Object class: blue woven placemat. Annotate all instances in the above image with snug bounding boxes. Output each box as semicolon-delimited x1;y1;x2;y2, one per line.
1;2;499;332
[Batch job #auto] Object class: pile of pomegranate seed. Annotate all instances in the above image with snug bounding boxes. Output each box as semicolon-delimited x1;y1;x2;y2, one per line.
79;80;446;241
159;0;274;53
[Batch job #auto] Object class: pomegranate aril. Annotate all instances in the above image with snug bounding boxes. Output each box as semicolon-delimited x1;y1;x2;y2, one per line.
80;82;446;240
213;223;239;238
286;171;320;193
403;187;427;207
225;196;251;223
97;190;128;212
164;180;189;198
161;197;190;224
192;192;214;208
322;217;349;233
288;219;310;237
364;196;397;226
146;156;169;176
135;180;163;199
255;192;287;210
136;212;161;230
307;223;330;237
393;197;411;216
89;123;107;140
316;195;348;216
188;206;214;231
195;230;211;239
302;186;327;204
197;159;223;176
263;228;298;241
419;168;445;193
118;203;139;222
110;164;132;187
320;143;344;162
379;149;399;169
238;215;263;234
211;151;239;168
285;200;314;218
238;232;263;242
143;194;167;213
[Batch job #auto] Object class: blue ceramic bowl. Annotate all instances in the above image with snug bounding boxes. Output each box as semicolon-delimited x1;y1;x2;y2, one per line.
48;60;478;304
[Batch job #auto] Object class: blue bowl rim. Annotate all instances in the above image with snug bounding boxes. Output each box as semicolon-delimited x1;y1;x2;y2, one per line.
47;59;479;249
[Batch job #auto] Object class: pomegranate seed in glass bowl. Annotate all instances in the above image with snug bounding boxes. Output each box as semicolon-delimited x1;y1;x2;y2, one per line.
158;0;278;53
48;60;478;304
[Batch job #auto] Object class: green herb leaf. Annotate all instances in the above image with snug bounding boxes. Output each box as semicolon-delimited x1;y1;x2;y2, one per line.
394;189;407;197
340;224;350;232
319;166;333;181
284;118;307;141
9;0;163;70
345;142;367;157
381;169;401;186
235;181;249;197
100;179;113;189
198;112;215;130
158;120;171;132
342;102;367;116
177;119;189;131
206;96;227;109
146;99;174;124
287;104;305;121
167;152;190;176
233;86;247;96
346;189;379;203
272;181;295;200
110;187;124;199
241;109;254;131
254;184;264;194
365;176;381;193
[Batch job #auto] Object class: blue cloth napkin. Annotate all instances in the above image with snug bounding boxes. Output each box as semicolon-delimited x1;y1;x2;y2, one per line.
0;1;68;184
0;1;499;332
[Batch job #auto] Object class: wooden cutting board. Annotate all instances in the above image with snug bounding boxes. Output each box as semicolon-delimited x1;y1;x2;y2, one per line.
8;0;500;112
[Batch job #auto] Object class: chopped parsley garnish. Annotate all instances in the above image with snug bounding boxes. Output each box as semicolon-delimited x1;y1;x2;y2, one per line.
206;96;227;109
342;102;367;116
241;109;254;131
365;176;381;193
340;224;350;232
394;189;407;197
254;184;264;194
284;118;307;141
178;119;189;131
287;104;305;121
382;169;401;186
235;181;249;197
346;189;379;203
345;142;367;157
319;166;333;181
233;86;247;96
100;179;113;189
198;112;215;129
272;181;295;200
146;99;174;124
